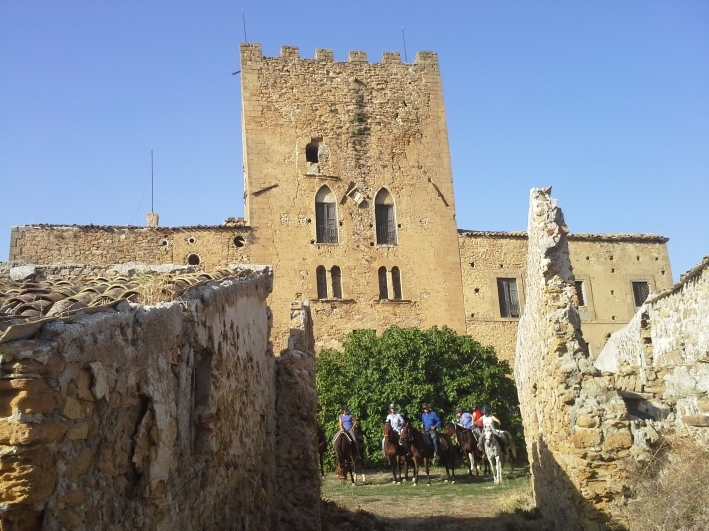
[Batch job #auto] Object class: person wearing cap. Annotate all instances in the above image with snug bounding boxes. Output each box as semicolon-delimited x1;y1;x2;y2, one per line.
478;405;505;453
421;403;441;458
382;403;405;455
335;405;359;455
455;407;474;430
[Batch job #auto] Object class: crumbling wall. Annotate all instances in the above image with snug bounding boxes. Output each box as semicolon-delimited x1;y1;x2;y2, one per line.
595;257;709;439
515;188;639;531
0;268;297;531
274;302;321;531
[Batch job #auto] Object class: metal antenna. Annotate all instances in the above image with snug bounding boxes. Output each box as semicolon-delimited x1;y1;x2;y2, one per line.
151;148;154;213
401;28;408;63
242;12;248;43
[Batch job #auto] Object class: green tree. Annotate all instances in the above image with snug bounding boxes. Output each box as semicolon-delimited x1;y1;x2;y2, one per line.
316;326;523;466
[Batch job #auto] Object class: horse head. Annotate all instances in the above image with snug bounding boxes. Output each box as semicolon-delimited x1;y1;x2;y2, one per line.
443;422;456;436
399;422;411;445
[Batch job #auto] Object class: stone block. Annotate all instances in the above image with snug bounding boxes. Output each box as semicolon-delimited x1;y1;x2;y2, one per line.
0;507;44;531
682;414;709;427
571;428;603;449
0;447;56;505
62;397;82;420
604;430;633;451
0;420;67;445
0;378;56;416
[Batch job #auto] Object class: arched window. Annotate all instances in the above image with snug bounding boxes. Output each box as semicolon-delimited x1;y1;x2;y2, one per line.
378;266;388;300
375;188;397;245
315;186;338;244
331;266;342;299
316;266;328;299
391;266;402;300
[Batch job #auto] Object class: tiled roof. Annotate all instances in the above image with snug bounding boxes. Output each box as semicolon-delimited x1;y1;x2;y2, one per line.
457;229;668;243
0;269;240;342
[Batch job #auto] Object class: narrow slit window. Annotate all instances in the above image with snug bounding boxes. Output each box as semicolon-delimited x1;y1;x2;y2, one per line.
315;186;338;244
497;278;520;318
378;266;388;300
316;266;328;299
391;266;402;300
331;266;342;299
575;281;586;306
305;141;319;163
375;188;397;245
632;281;650;307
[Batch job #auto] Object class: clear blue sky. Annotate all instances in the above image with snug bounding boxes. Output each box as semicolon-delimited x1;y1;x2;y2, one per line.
1;1;707;280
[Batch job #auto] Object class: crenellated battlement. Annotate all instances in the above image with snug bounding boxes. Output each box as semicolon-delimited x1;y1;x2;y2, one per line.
239;42;438;66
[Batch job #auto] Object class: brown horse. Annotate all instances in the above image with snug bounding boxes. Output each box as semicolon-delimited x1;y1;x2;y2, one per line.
399;423;456;486
317;424;326;478
333;430;366;485
383;421;410;484
444;422;488;476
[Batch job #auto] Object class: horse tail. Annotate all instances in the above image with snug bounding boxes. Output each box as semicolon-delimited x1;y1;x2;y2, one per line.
503;431;517;459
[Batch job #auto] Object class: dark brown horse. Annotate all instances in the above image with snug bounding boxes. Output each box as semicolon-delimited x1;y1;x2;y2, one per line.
399;423;456;486
317;424;326;478
333;430;366;485
383;421;410;484
444;422;488;476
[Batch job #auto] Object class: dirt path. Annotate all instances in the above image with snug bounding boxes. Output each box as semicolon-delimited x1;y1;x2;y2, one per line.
322;468;550;531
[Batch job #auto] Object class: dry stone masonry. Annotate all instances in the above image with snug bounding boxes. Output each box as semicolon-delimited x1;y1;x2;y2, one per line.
515;188;646;531
595;256;709;442
0;266;321;530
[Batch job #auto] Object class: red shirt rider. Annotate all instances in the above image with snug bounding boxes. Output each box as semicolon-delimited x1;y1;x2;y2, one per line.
472;404;483;428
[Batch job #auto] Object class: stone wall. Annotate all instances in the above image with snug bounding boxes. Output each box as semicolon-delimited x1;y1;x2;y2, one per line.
515;188;643;531
9;225;252;271
274;302;320;530
595;256;709;439
0;266;322;530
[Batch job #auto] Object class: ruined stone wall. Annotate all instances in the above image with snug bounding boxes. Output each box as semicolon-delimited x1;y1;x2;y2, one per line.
274;302;320;531
0;267;321;531
459;230;672;365
515;188;643;531
595;257;709;439
240;43;466;351
9;225;252;271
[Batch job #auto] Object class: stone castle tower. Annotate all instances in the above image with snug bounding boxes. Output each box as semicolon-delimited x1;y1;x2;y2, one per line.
240;43;466;349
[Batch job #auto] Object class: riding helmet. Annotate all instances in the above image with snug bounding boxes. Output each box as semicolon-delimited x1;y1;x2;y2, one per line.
482;405;490;415
341;405;349;411
389;403;397;409
455;407;463;413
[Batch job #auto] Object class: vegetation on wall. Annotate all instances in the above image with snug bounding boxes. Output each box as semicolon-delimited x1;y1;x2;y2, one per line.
316;326;523;466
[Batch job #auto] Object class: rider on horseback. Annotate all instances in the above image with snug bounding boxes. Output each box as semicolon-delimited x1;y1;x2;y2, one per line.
478;405;505;453
455;407;474;430
382;403;405;455
421;403;441;459
337;405;360;456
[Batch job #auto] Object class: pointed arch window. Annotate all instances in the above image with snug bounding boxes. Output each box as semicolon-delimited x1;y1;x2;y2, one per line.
375;188;397;245
315;186;338;244
316;266;328;299
391;267;402;300
331;266;342;299
378;266;388;300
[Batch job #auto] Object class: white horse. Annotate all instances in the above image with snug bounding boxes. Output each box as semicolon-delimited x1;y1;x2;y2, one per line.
483;425;504;484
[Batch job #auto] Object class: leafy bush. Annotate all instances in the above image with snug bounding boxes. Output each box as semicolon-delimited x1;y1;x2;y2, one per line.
316;326;523;466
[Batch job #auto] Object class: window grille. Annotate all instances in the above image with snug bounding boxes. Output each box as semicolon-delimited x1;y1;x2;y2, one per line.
378;266;388;300
632;281;650;307
375;205;397;245
575;281;586;306
316;266;328;299
497;278;521;318
391;267;402;300
331;266;342;299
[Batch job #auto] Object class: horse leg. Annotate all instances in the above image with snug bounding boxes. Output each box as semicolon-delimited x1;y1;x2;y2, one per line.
320;451;325;478
496;456;502;484
467;452;474;476
425;457;431;486
412;456;419;486
450;455;456;484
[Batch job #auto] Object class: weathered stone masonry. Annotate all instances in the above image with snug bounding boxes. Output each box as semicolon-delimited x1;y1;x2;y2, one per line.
0;267;321;531
515;188;642;531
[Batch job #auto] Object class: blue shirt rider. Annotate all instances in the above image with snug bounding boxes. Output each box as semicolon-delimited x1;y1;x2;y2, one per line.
420;403;441;458
335;405;359;455
455;407;473;429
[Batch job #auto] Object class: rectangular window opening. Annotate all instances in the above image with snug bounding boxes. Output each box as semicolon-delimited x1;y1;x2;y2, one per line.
497;278;520;318
375;204;397;245
316;203;338;244
632;281;650;307
575;281;586;306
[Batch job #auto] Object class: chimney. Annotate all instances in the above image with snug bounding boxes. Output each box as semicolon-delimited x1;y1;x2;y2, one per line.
147;212;159;227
